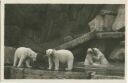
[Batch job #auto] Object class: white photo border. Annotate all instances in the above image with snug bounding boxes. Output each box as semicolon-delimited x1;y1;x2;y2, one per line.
0;0;127;83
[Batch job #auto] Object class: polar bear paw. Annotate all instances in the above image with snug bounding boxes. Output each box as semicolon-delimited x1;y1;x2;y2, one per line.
54;68;59;71
13;65;17;67
17;65;23;68
27;66;32;68
48;67;52;70
65;68;72;71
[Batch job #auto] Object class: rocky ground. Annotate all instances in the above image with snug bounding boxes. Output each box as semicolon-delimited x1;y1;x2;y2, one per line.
4;62;124;79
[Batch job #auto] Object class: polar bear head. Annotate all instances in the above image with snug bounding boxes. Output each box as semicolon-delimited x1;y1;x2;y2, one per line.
46;49;56;56
87;48;98;57
93;48;100;55
87;48;93;54
93;48;104;57
30;52;37;61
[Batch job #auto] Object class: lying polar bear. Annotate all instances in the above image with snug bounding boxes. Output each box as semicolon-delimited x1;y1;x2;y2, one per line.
46;49;74;71
13;47;37;68
84;48;109;66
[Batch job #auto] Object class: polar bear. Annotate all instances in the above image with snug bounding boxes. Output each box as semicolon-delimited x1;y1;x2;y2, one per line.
13;47;37;68
84;48;109;66
46;49;74;71
92;48;109;65
84;48;94;65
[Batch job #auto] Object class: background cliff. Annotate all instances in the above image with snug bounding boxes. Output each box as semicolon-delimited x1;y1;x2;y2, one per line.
5;4;124;64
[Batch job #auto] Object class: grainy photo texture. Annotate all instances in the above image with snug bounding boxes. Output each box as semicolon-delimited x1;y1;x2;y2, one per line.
4;4;125;79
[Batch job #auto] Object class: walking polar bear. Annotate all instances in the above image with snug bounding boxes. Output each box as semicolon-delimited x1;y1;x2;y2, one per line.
13;47;37;68
46;49;74;71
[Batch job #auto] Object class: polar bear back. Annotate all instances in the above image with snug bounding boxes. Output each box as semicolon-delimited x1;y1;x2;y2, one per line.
15;47;34;58
54;50;74;63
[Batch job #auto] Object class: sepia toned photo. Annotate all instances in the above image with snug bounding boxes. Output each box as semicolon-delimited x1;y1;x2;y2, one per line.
4;4;125;79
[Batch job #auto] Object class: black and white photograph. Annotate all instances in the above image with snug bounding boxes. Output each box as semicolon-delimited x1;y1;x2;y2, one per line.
3;4;125;79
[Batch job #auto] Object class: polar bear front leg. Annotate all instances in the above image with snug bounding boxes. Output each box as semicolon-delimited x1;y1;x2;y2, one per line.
66;59;73;71
13;55;18;67
17;56;25;68
48;57;53;70
54;58;59;71
26;59;32;68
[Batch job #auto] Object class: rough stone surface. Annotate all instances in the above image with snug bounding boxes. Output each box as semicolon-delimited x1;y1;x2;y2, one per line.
4;46;16;65
109;46;125;62
4;65;124;79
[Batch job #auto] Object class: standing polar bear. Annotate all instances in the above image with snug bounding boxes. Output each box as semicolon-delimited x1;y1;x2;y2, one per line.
13;47;37;68
46;49;74;71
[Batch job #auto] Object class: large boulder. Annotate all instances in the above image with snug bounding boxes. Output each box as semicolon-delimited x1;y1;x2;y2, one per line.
112;5;125;31
4;46;16;65
109;45;125;62
88;15;104;32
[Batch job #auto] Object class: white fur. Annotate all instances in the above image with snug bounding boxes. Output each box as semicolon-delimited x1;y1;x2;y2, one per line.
84;48;93;65
46;49;74;71
13;47;37;68
93;48;109;65
84;48;109;66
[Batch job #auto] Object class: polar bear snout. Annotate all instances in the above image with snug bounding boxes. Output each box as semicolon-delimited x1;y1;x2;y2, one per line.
46;49;55;56
30;53;37;61
32;56;37;61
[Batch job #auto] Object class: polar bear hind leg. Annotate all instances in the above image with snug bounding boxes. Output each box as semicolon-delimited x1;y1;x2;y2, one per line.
54;58;59;71
66;59;73;71
25;59;32;68
17;56;25;68
13;55;19;67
